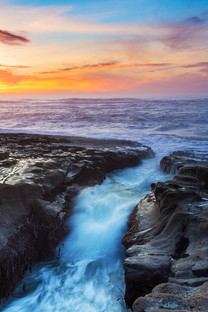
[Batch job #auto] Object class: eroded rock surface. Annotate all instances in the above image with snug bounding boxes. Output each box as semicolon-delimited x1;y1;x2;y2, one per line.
0;133;153;298
122;151;208;311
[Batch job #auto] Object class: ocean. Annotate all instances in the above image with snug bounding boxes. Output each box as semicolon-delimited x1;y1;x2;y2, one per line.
0;98;207;156
0;98;207;312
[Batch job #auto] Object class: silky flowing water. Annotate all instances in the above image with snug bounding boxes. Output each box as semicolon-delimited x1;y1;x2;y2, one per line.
0;98;207;311
1;157;171;312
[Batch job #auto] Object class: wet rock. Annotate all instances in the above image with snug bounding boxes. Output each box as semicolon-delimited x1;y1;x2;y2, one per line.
133;282;208;312
123;151;208;310
0;133;153;299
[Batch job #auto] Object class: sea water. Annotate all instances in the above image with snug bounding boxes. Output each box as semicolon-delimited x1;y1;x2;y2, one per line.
0;98;207;154
0;98;207;311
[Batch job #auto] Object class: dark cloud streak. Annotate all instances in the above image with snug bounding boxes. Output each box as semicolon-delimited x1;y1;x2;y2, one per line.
160;12;208;50
182;62;208;68
60;61;118;71
0;64;30;69
40;62;173;75
0;30;30;46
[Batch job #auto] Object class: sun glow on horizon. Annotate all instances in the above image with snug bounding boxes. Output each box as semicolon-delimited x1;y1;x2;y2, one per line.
0;0;208;96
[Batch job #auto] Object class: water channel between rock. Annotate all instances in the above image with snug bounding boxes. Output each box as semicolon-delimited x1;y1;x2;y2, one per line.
1;157;171;312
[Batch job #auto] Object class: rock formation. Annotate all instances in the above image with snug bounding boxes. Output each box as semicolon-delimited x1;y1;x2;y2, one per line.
0;133;153;299
123;151;208;311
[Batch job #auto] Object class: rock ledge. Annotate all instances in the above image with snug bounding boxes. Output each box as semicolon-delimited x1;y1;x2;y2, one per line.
0;133;153;298
123;151;208;311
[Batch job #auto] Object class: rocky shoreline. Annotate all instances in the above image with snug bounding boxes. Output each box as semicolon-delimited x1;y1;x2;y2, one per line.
122;151;208;311
1;133;208;311
0;133;153;299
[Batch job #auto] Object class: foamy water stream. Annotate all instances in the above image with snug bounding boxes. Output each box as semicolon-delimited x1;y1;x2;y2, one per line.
1;158;171;312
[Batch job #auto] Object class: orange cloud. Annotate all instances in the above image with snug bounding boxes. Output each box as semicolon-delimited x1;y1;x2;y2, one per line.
0;65;137;93
0;69;28;84
0;57;207;96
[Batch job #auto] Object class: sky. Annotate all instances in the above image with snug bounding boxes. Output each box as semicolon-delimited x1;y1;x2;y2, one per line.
0;0;208;97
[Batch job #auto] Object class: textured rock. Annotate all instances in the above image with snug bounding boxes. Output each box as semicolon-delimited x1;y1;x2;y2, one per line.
122;151;208;310
133;282;208;312
0;133;153;298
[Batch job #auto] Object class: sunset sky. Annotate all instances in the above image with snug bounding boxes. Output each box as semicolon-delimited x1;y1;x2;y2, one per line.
0;0;208;97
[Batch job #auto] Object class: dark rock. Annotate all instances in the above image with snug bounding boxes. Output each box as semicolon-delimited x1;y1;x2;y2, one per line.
124;254;171;307
0;152;9;160
0;133;153;299
122;151;208;310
